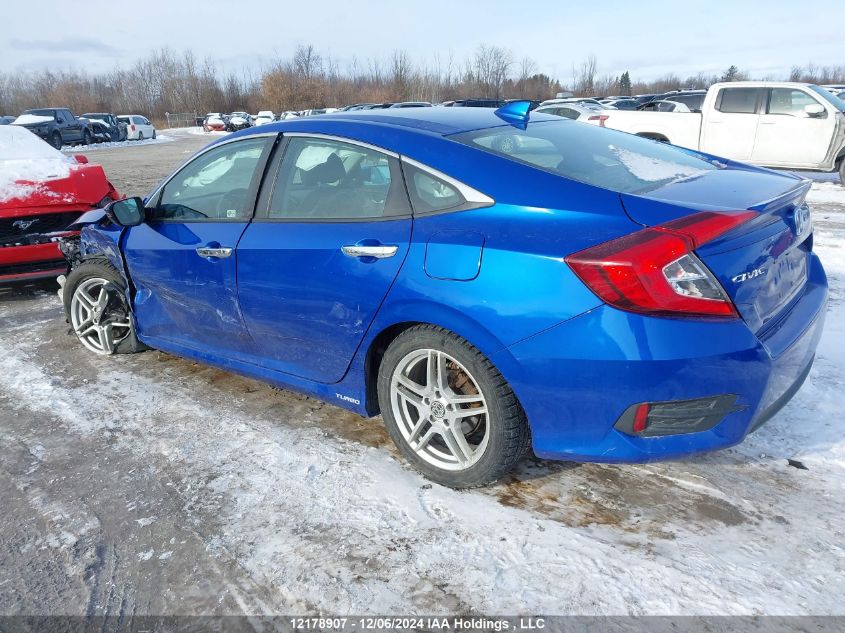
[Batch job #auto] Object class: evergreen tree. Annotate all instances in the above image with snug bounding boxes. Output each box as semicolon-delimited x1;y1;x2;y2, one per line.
619;71;632;96
722;65;740;82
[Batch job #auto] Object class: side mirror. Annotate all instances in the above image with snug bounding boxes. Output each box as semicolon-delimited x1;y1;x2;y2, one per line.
804;103;826;118
105;197;145;227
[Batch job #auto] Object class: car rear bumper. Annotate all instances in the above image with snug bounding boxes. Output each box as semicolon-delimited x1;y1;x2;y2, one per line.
496;253;828;462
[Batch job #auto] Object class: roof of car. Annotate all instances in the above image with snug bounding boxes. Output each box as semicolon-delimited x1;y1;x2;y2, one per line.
243;106;559;137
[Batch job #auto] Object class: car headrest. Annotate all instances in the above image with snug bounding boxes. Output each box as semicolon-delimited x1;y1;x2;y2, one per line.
302;153;345;185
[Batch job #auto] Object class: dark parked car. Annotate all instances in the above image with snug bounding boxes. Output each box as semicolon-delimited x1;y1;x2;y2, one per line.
12;108;92;149
0;115;17;125
80;113;127;142
442;99;504;108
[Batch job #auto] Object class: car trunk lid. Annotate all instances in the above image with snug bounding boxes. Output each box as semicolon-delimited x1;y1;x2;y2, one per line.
620;168;814;335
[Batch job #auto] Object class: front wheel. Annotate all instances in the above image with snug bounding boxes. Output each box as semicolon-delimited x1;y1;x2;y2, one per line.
50;132;62;149
377;325;530;488
63;259;146;355
82;130;92;145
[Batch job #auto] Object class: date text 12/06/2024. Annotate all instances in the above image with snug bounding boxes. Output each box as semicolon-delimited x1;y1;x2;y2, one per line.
288;617;547;630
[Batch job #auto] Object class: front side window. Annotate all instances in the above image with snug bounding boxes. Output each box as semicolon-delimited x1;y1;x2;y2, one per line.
716;88;762;114
267;137;409;220
768;89;823;116
151;137;267;221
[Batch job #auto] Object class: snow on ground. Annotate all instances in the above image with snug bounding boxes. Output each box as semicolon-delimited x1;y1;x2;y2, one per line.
807;181;845;206
163;126;228;137
0;125;72;201
0;183;843;615
61;135;174;153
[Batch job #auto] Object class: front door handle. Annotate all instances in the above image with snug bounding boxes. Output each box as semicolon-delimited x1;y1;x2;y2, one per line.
196;246;233;258
341;244;398;259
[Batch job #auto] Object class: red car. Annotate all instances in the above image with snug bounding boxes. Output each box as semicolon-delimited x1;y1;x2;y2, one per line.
0;126;119;283
202;113;228;132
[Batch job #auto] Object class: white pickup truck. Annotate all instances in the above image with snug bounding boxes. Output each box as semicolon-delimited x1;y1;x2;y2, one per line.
589;81;845;184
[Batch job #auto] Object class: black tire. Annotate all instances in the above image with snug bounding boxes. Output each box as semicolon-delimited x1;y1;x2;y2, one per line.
63;258;147;354
152;130;156;139
377;325;530;488
82;130;92;145
838;158;845;187
137;131;144;141
50;132;62;150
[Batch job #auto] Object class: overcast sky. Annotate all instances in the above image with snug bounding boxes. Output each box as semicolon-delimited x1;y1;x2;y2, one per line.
1;0;840;82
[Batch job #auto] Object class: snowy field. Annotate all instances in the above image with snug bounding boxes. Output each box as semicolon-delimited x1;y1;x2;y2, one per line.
0;178;843;616
61;135;174;152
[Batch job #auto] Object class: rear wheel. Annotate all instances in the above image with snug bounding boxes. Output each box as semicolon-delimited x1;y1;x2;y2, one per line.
152;129;156;139
377;325;530;488
137;131;144;141
50;132;62;149
838;158;844;187
63;259;146;355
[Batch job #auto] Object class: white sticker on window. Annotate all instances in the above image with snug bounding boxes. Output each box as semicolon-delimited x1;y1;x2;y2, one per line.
226;209;237;218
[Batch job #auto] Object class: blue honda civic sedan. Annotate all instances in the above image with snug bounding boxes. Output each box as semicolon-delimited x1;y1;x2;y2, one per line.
59;102;827;488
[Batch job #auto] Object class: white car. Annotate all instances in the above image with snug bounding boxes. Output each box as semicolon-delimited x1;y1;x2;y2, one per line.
117;115;156;141
539;97;610;109
587;81;845;184
637;100;692;113
253;111;275;126
534;102;608;122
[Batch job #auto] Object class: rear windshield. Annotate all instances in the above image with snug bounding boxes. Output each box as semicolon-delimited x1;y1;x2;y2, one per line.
451;120;720;194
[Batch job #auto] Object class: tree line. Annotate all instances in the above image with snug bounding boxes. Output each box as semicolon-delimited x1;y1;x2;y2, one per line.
1;46;842;123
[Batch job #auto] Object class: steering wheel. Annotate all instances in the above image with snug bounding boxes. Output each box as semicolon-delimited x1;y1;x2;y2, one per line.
216;188;248;218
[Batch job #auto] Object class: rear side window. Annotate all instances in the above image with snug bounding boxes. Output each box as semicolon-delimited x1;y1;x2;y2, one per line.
452;120;720;195
267;137;409;220
716;88;762;114
403;164;464;213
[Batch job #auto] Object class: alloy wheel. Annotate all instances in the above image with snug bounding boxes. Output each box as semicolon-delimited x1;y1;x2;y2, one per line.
70;277;132;355
390;349;490;471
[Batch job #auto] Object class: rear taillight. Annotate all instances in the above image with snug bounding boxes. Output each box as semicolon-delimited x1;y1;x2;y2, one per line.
565;211;756;318
588;114;609;127
131;124;136;131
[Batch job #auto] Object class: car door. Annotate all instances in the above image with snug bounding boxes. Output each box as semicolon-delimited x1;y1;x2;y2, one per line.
752;87;836;167
141;116;155;137
122;134;276;356
61;110;84;142
236;134;413;383
700;86;763;160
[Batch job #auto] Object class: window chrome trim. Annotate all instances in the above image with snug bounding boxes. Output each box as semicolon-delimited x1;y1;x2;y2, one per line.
400;156;494;206
282;132;400;158
145;132;279;204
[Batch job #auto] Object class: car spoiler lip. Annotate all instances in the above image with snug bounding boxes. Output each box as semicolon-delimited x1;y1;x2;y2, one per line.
66;208;107;231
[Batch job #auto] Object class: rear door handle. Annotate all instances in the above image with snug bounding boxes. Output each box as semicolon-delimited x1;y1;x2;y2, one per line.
341;245;398;259
196;246;233;258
